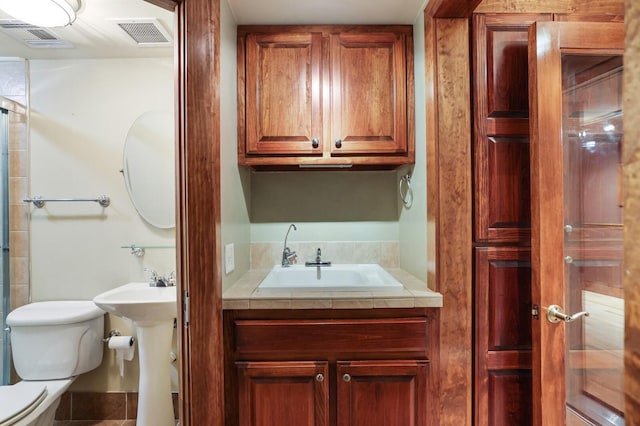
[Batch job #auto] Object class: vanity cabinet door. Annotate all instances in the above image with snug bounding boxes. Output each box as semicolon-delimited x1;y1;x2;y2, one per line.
330;31;409;156
243;32;324;156
336;360;428;426
236;361;329;426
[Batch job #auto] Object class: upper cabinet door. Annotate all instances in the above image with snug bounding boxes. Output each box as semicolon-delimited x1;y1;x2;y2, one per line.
330;32;408;155
244;32;324;155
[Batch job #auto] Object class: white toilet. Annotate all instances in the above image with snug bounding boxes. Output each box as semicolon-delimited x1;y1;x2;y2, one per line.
0;301;105;426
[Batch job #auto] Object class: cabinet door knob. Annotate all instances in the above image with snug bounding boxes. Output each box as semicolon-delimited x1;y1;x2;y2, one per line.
342;373;351;382
315;373;324;382
335;138;342;148
312;137;319;148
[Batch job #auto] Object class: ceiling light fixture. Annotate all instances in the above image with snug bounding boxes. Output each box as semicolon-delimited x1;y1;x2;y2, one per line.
0;0;81;27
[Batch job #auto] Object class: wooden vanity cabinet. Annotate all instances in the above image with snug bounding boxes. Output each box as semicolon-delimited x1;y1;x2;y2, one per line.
224;309;434;426
237;25;415;169
336;360;428;426
237;361;329;426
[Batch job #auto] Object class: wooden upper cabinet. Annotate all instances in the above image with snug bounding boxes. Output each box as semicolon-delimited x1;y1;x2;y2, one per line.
330;32;408;155
244;32;324;155
238;25;414;169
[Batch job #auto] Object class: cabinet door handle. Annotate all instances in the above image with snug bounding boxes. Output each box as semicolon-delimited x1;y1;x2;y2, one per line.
335;138;342;148
342;373;351;382
312;137;319;148
315;373;324;382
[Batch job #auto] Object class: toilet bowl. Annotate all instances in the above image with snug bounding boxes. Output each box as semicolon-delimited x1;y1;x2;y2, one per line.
1;301;105;426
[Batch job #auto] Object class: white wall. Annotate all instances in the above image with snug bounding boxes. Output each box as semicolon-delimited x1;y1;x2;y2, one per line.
29;58;175;302
398;12;428;282
220;0;251;289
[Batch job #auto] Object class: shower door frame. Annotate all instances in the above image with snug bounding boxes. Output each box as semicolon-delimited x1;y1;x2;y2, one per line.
0;107;9;386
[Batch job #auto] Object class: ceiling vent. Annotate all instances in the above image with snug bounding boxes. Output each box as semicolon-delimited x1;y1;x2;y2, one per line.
113;18;172;47
0;19;73;48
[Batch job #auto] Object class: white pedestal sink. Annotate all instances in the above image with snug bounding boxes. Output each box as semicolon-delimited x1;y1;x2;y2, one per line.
93;282;177;426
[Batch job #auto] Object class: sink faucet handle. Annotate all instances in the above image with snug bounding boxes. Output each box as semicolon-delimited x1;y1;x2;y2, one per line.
144;267;158;281
316;248;322;262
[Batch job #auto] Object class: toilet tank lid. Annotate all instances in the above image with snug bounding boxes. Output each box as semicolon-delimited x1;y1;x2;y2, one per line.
6;301;105;327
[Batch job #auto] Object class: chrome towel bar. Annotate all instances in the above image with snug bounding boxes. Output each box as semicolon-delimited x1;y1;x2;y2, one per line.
23;194;111;208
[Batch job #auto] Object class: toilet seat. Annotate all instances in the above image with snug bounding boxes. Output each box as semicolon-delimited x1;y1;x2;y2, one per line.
0;382;48;426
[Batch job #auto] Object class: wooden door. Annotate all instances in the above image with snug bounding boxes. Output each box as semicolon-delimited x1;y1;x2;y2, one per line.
244;32;324;155
474;246;532;426
236;361;329;426
472;14;551;244
528;21;624;425
330;31;408;155
336;360;428;426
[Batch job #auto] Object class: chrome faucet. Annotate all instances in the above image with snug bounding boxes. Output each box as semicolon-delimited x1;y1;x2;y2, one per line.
281;224;297;267
305;248;332;267
145;268;176;287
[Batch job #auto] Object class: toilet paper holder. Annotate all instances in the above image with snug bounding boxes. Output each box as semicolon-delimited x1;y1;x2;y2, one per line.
102;329;122;343
103;329;135;346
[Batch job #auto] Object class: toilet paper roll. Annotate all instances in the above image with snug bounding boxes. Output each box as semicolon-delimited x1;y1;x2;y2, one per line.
108;336;135;376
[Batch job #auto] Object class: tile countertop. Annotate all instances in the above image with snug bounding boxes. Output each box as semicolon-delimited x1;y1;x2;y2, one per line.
222;267;443;310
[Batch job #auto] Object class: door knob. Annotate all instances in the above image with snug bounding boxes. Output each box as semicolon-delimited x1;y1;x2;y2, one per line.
335;138;342;148
312;137;319;148
544;304;589;323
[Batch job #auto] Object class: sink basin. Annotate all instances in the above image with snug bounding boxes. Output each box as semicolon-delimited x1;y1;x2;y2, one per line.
92;282;177;324
257;264;404;292
93;282;177;426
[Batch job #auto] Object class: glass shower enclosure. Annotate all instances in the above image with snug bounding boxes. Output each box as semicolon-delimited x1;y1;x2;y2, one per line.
0;108;9;385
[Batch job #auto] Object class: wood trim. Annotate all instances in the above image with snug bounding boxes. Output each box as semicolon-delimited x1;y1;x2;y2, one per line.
424;12;438;290
237;25;413;35
475;0;573;14
426;0;485;18
624;2;640;424
433;18;474;426
143;0;178;12
176;0;223;425
475;0;623;16
570;0;624;16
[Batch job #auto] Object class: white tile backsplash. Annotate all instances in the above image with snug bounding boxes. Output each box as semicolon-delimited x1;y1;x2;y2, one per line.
250;241;399;269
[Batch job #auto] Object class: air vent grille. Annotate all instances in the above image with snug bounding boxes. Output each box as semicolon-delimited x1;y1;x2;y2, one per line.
114;19;172;46
0;20;73;48
27;29;57;40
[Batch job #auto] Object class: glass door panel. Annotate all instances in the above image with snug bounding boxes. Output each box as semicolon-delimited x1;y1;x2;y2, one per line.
562;54;624;425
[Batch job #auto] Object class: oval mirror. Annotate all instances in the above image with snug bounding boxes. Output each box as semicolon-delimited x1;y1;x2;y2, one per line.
123;110;175;229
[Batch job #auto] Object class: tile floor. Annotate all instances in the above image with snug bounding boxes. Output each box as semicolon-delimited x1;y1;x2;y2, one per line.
53;422;179;425
53;422;137;426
